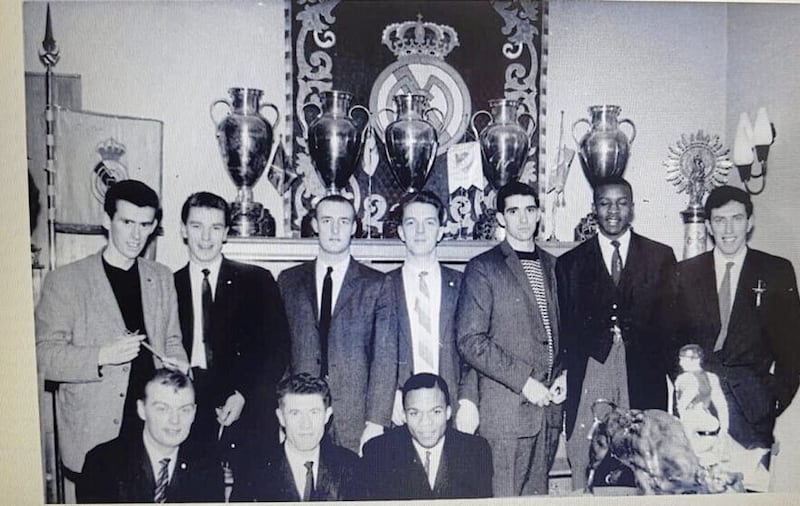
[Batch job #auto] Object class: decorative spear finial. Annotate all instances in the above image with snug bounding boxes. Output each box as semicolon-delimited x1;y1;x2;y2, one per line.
39;3;60;68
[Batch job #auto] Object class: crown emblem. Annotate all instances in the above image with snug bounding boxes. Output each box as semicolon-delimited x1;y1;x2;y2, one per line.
96;137;126;161
381;14;459;60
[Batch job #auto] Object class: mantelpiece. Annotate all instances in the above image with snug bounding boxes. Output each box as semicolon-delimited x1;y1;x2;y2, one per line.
223;237;578;274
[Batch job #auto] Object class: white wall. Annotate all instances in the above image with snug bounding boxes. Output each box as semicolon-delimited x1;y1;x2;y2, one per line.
545;0;728;257
726;2;800;271
23;0;287;270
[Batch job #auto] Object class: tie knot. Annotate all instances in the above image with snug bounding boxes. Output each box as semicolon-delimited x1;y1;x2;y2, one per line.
725;261;734;271
419;270;428;279
201;268;210;278
159;457;170;467
304;461;314;471
611;240;621;249
326;266;333;276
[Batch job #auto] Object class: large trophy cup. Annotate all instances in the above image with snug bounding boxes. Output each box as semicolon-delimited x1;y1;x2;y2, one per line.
572;105;636;185
471;98;536;188
211;87;279;236
301;90;370;195
381;93;441;193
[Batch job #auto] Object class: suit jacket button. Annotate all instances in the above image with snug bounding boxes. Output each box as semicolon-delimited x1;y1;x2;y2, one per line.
119;393;124;398
113;418;119;424
612;303;618;309
122;366;129;372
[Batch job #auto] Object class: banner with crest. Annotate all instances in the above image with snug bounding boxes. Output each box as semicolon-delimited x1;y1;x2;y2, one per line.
53;108;163;229
289;0;546;239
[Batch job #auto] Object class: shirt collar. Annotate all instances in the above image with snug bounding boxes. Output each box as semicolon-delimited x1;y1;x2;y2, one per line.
597;227;632;250
283;442;321;470
189;255;223;279
713;244;748;266
142;431;180;474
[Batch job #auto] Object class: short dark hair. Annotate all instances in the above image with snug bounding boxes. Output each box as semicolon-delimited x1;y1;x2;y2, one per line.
593;177;634;203
496;181;538;213
704;185;753;218
313;194;356;219
103;179;161;222
180;191;231;227
276;373;332;408
139;369;193;401
401;373;451;409
398;190;447;224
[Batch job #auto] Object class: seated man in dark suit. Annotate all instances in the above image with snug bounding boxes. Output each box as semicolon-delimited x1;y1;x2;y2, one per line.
362;373;493;500
78;369;224;503
231;373;363;502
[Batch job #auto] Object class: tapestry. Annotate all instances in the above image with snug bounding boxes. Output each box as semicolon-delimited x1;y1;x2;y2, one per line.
289;0;546;238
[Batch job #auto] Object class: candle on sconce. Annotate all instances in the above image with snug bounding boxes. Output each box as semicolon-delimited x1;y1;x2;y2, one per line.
733;112;754;167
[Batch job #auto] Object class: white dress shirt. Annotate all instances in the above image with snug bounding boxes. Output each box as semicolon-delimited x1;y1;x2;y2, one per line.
315;257;350;316
189;257;222;369
412;436;445;489
143;432;179;484
401;262;442;374
284;443;320;500
597;228;632;274
713;245;748;303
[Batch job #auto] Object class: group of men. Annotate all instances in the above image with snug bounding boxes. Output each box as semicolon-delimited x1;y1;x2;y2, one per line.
35;175;800;502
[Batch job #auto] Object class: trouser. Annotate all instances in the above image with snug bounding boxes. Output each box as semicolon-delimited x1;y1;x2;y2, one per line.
567;341;630;491
485;413;561;496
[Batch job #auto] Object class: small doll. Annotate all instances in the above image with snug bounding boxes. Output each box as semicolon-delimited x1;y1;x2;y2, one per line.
674;344;730;466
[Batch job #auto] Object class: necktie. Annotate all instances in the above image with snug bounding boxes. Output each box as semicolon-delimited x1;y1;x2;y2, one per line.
611;240;623;286
713;261;735;352
424;450;432;488
302;461;314;502
201;268;213;367
413;271;436;372
154;457;170;503
319;266;333;378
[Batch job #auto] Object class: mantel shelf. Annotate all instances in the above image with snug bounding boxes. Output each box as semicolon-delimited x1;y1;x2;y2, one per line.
223;237;578;267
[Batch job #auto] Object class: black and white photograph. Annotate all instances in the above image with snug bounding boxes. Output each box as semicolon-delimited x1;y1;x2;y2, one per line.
2;0;800;503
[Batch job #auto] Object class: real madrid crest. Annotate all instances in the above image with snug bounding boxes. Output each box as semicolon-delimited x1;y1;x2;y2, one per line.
92;138;129;203
370;14;471;156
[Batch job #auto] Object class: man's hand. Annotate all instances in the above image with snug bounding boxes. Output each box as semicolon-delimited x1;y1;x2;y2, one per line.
455;399;480;434
359;421;384;457
391;390;406;426
549;371;567;405
160;356;190;375
522;377;551;407
97;334;145;366
216;391;246;427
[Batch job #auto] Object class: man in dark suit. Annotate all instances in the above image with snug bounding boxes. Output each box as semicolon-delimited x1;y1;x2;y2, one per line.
456;181;564;496
556;177;677;491
362;373;493;500
383;191;478;433
78;369;223;503
676;185;800;458
231;373;363;501
277;195;395;454
174;192;290;464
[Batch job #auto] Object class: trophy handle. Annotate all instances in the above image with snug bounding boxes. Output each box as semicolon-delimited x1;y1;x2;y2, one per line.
518;112;537;139
620;118;637;145
259;102;281;130
210;99;232;126
571;118;591;146
300;102;321;138
349;105;371;142
470;110;491;142
373;107;396;133
424;107;446;136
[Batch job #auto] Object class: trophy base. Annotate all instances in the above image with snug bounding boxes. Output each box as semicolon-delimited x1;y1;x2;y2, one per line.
681;205;707;260
229;201;275;237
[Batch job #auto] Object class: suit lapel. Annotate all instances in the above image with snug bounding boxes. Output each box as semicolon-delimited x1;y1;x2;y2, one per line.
500;241;538;310
394;269;413;375
703;253;722;330
138;259;158;349
175;265;193;357
536;249;560;350
133;437;156;503
402;432;433;495
89;252;127;335
276;447;301;502
211;258;237;352
727;250;757;340
315;446;334;500
438;267;457;345
301;261;320;323
432;432;453;496
332;257;358;319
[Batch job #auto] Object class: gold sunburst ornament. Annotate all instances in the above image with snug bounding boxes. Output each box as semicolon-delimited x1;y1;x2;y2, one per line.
663;130;733;259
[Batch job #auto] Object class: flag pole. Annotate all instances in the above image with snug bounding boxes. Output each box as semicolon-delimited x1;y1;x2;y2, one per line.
39;3;60;272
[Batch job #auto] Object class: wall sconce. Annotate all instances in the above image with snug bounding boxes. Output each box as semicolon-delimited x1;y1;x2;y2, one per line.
732;107;775;195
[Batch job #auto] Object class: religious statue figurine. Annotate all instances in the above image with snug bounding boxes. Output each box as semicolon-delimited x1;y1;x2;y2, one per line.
674;344;730;467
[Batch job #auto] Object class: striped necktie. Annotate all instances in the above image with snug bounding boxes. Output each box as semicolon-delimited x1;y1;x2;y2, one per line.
413;271;436;372
154;457;170;503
